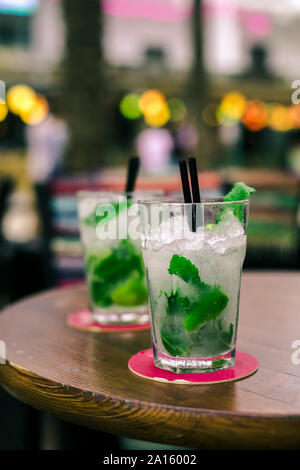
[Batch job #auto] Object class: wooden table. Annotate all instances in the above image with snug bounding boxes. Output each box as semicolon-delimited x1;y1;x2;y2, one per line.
0;272;299;450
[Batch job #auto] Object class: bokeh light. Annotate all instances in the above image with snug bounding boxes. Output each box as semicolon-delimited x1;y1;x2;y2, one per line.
219;91;247;121
242;12;272;38
216;107;237;127
290;105;300;129
176;124;198;150
215;91;299;132
7;84;36;115
168;97;187;122
0;103;8;122
144;104;170;127
242;99;268;131
20;94;49;126
139;89;170;127
136;128;174;172
119;93;142;120
139;89;165;114
268;104;294;132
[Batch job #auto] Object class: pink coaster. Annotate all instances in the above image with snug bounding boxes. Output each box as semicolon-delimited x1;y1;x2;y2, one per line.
67;310;150;333
128;348;258;384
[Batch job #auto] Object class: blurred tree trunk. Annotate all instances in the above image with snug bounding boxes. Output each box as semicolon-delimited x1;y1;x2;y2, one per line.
191;0;206;110
188;0;212;169
62;0;106;172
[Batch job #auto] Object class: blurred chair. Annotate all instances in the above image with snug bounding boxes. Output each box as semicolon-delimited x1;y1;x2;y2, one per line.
34;179;92;289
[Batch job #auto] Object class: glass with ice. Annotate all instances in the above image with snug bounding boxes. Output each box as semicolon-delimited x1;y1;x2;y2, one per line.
77;191;161;325
138;184;254;373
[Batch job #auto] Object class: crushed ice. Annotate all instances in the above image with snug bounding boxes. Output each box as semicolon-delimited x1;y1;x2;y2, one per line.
142;209;246;254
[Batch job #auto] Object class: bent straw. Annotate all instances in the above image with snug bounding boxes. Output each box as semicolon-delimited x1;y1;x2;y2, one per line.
125;156;140;195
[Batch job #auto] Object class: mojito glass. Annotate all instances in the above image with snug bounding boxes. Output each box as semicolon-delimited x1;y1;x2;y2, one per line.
138;198;249;373
78;191;161;325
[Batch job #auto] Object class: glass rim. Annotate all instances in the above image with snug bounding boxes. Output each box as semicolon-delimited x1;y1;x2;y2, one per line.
137;196;249;206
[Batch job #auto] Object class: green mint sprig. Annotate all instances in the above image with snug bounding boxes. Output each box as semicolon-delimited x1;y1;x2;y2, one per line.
160;322;191;357
88;238;146;307
217;182;256;223
167;254;229;332
183;287;229;332
168;254;201;285
224;182;256;202
218;321;234;347
165;289;190;315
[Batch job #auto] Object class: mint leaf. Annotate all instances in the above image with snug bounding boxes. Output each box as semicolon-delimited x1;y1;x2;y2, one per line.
220;182;256;223
224;182;256;202
167;254;228;332
218;321;234;347
90;278;112;307
168;254;201;284
165;289;190;315
87;238;146;307
183;287;229;332
110;275;147;306
94;239;144;283
161;322;190;356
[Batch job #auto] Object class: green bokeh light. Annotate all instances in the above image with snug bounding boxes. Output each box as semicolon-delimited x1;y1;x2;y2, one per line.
168;97;187;122
120;93;142;120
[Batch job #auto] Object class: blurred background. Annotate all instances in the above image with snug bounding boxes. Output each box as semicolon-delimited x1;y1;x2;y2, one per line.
0;0;299;450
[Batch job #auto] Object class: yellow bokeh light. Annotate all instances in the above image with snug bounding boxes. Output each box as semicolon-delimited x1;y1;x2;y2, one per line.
139;89;166;117
7;84;37;115
20;95;49;126
242;99;268;131
220;91;247;121
144;104;170;127
0;103;8;122
268;104;293;132
139;89;170;127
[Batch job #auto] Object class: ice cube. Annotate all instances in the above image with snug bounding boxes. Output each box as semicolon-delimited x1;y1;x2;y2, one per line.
205;210;246;254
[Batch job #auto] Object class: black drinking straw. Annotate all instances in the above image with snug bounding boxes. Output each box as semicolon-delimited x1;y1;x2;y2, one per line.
179;160;192;203
179;160;195;232
188;157;201;232
188;157;201;203
125;156;140;195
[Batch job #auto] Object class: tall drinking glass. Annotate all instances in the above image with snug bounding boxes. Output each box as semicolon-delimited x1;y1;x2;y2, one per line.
138;198;249;373
78;191;162;325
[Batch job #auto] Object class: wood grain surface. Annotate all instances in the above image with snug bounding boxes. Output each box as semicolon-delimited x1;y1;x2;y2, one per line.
0;272;300;449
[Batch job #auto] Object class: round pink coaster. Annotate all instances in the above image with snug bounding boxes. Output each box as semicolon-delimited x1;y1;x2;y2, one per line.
67;310;150;333
128;348;258;384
